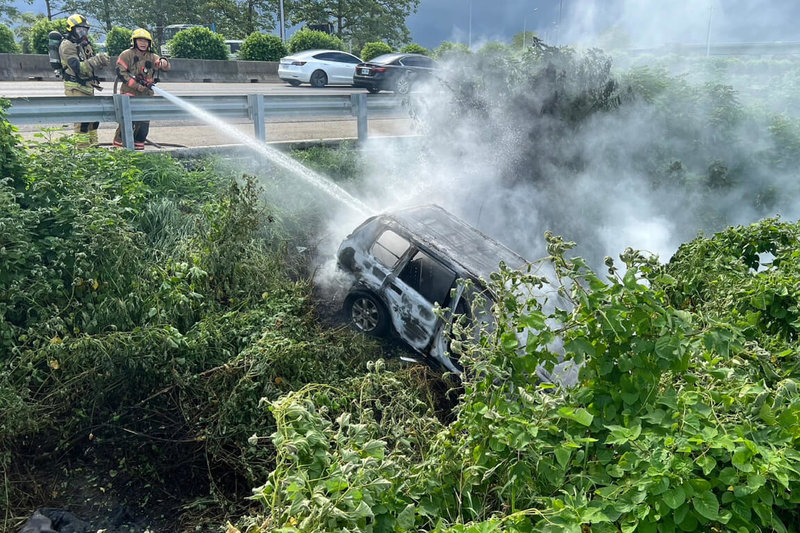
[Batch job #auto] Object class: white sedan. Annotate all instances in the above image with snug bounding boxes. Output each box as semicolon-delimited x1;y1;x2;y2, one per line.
278;49;363;88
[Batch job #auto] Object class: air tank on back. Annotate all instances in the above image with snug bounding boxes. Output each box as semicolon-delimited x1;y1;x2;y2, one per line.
47;31;64;78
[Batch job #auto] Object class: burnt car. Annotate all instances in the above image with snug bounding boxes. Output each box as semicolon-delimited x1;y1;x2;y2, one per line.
352;53;437;94
336;205;528;373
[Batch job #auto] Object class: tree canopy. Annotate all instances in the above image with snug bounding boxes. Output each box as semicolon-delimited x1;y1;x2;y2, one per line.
290;0;420;50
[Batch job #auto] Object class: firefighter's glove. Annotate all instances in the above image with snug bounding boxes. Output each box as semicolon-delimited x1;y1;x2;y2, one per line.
135;81;151;93
87;53;110;70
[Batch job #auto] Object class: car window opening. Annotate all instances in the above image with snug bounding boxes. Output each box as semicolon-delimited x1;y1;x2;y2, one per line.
371;230;410;268
398;251;457;306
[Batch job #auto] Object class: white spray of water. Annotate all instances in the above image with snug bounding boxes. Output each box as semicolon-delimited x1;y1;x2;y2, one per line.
151;86;375;215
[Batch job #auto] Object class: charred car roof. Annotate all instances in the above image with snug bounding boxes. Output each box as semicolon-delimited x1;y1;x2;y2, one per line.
367;205;529;280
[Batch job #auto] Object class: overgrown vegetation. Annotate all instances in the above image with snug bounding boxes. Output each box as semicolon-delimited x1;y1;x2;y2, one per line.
0;101;401;530
247;222;800;533
4;39;800;533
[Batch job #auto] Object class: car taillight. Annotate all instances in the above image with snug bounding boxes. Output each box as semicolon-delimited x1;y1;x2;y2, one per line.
372;67;387;72
292;61;306;66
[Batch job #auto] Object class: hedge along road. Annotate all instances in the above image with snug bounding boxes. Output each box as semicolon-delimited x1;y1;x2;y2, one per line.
1;80;417;149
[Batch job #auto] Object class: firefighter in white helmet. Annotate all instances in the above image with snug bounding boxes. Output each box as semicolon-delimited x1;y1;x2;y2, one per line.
113;28;171;149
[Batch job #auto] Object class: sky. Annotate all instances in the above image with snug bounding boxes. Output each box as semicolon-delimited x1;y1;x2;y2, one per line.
11;0;800;48
407;0;800;50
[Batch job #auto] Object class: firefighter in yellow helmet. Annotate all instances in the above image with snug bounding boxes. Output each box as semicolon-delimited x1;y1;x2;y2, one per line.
113;28;170;150
59;14;110;147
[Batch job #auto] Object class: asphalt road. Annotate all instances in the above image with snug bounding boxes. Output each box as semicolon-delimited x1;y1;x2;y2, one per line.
1;81;416;149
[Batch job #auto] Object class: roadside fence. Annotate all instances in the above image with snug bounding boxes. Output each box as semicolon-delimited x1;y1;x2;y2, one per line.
5;93;407;149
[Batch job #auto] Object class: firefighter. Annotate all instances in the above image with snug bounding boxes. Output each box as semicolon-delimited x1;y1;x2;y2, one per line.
59;14;109;147
113;28;170;150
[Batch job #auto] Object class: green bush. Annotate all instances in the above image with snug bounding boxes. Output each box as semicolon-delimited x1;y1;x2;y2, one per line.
432;40;471;59
0;23;19;53
239;32;287;61
169;26;228;60
401;43;428;56
105;26;132;56
360;41;392;61
29;17;67;54
0;100;22;185
287;28;343;54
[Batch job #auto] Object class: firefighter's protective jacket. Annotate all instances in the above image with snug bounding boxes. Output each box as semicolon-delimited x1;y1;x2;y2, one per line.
59;39;97;95
116;48;169;97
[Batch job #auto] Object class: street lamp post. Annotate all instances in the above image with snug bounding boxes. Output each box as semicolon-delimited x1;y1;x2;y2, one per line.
279;0;285;41
468;0;472;49
523;8;538;48
705;1;714;56
556;0;563;46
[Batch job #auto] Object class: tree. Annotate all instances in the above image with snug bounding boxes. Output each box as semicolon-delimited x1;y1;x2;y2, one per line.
511;30;538;49
71;0;127;33
239;31;286;61
10;12;39;52
0;22;19;53
401;43;428;56
287;28;343;53
208;0;278;39
360;41;391;61
105;26;131;56
0;0;20;21
28;17;68;54
290;0;420;51
169;26;228;60
432;41;470;60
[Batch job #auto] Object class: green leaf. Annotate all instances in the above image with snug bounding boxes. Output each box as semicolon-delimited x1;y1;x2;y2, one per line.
697;455;716;476
558;407;593;427
732;447;754;472
501;332;519;350
692;490;719;520
663;486;686;510
623;268;639;289
396;503;415;530
555;446;571;469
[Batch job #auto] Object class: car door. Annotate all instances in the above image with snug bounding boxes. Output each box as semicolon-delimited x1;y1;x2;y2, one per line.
329;52;360;84
316;52;357;84
382;247;458;353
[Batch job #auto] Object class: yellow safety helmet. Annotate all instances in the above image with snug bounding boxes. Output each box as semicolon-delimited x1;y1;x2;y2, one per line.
66;14;89;32
131;28;153;46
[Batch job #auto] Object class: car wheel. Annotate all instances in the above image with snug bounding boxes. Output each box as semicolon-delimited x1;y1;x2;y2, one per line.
287;80;301;87
310;70;328;88
394;74;412;94
346;292;389;336
367;87;381;94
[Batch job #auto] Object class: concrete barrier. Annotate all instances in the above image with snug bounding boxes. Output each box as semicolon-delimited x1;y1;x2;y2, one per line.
0;53;280;83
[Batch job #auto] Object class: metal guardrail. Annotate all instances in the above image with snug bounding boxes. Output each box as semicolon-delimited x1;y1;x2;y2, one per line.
5;93;407;149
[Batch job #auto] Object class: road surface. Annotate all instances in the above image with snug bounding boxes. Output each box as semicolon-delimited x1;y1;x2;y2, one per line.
1;81;417;149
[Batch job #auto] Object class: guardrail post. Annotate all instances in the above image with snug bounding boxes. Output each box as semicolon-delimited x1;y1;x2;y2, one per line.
113;94;134;150
247;94;266;142
350;93;368;143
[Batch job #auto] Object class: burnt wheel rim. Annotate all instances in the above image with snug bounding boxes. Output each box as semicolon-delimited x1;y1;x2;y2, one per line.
351;297;379;332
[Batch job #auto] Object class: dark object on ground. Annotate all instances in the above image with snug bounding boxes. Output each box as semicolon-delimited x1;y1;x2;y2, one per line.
18;508;90;533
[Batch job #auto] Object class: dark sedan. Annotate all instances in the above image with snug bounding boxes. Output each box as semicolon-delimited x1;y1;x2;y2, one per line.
352;53;438;94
